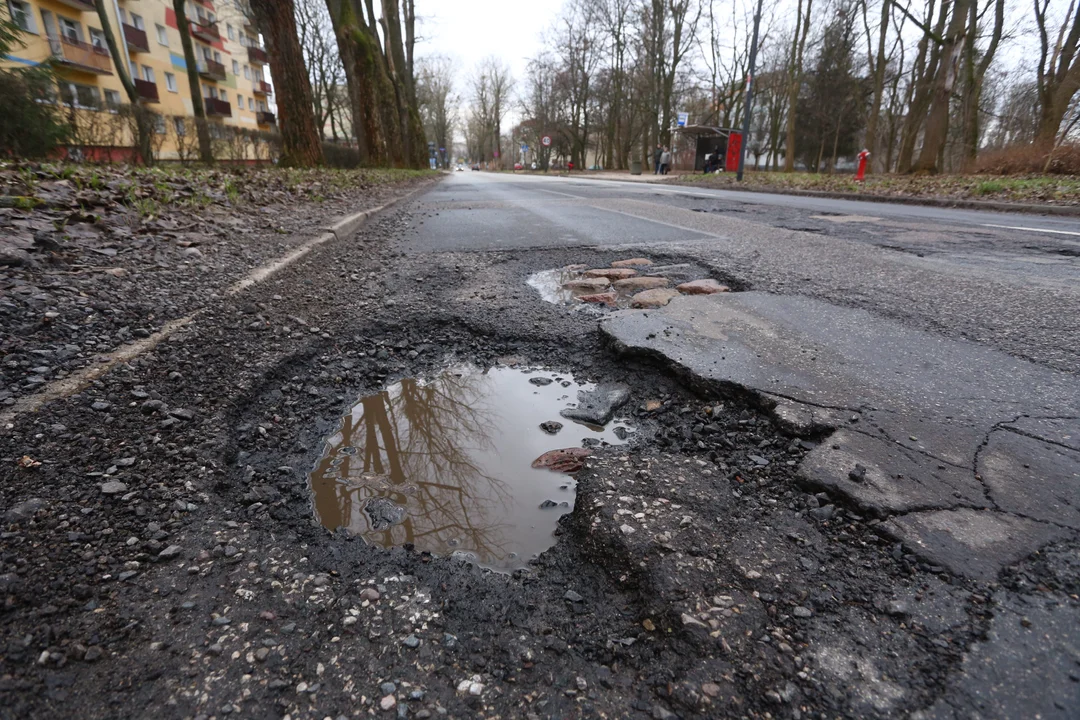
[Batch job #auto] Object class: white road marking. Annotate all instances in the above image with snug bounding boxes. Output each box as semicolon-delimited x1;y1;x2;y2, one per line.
982;224;1080;237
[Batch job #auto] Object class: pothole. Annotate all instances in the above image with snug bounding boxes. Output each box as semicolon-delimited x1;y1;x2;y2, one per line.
527;258;731;310
309;364;634;571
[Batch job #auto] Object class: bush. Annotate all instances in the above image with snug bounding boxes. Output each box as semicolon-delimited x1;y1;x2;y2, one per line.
0;68;70;158
975;143;1080;175
322;142;361;169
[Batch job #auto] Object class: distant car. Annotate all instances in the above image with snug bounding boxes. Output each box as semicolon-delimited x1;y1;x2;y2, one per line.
471;164;480;171
514;163;523;170
456;165;463;171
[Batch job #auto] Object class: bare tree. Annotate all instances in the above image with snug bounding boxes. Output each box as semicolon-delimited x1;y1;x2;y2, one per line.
171;0;212;163
784;0;813;171
1034;0;1080;146
417;56;457;167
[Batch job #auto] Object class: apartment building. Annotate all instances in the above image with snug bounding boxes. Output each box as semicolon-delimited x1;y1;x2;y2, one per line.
3;0;275;159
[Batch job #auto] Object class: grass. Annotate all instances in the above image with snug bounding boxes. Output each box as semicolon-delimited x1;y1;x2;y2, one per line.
677;170;1080;205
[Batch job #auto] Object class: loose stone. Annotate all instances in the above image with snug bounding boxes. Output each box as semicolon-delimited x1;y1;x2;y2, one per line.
631;288;679;308
611;258;654;268
613;276;669;292
676;279;730;295
583;268;638;280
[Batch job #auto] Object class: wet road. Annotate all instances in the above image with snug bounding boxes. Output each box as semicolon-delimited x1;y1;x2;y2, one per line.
409;171;1080;373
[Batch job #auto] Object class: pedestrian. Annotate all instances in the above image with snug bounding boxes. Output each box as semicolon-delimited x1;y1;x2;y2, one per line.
653;144;663;174
660;147;672;175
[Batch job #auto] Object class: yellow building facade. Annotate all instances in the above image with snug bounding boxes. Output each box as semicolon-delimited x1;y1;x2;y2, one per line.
3;0;276;160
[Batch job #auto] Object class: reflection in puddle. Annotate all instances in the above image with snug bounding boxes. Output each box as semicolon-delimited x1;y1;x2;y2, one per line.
309;365;633;571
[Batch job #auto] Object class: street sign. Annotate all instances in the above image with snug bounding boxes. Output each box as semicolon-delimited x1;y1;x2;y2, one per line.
541;135;552;147
520;144;528;152
677;112;689;128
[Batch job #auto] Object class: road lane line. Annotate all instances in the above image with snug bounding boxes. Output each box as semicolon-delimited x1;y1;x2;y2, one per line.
982;224;1080;237
531;187;585;199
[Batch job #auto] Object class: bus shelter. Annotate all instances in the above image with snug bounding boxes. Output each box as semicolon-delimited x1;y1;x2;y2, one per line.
672;125;743;173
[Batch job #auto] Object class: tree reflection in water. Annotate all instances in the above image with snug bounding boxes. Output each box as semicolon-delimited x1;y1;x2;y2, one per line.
311;367;516;565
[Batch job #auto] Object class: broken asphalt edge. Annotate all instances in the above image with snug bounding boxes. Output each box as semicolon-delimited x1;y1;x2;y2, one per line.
596;317;1076;583
573;174;1080;217
0;180;436;429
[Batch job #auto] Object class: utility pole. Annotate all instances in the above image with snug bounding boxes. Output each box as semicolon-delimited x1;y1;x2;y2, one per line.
736;0;764;182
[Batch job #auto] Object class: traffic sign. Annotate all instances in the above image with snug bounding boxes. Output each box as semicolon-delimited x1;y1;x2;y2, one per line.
541;135;552;147
677;112;689;128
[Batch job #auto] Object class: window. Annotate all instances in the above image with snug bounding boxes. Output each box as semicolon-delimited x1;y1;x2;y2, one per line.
165;72;177;92
257;99;266;112
204;85;217;99
142;66;155;84
130;13;144;31
243;65;250;80
213;51;221;63
8;1;36;33
154;114;166;134
174;117;186;136
231;60;239;74
226;23;234;40
156;24;168;46
129;60;138;78
104;89;121;111
60;82;101;109
247;97;253;111
236;93;243;109
88;27;106;49
58;18;82;42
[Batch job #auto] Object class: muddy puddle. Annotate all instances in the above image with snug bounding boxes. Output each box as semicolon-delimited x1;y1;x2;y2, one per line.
309;365;633;571
527;259;730;310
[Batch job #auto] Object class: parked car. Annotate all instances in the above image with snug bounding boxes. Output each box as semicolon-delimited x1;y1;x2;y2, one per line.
471;164;480;171
514;163;523;170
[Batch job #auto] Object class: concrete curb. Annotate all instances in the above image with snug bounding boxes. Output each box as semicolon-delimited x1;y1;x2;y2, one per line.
573;174;1080;217
1;180;434;428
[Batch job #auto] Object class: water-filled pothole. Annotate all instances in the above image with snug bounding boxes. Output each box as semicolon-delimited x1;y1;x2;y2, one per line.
527;258;730;310
309;365;634;571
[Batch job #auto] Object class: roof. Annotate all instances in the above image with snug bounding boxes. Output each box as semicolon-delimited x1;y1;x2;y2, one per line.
674;125;738;137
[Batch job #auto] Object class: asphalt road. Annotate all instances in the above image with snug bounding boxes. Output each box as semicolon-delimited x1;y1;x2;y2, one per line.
412;171;1080;372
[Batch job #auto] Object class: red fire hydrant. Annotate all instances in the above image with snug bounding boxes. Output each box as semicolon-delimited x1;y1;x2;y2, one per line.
856;149;871;182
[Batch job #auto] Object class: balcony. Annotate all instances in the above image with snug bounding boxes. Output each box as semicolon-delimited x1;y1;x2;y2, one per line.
53;0;96;11
189;19;221;44
247;45;268;65
123;23;150;53
204;96;232;117
197;58;226;82
256;110;275;126
134;78;159;103
48;36;113;75
252;80;272;96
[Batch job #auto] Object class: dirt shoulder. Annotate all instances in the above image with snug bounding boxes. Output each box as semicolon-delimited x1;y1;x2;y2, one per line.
0;164;436;409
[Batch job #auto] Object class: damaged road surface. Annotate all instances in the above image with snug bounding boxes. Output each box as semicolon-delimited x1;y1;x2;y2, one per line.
2;170;1079;719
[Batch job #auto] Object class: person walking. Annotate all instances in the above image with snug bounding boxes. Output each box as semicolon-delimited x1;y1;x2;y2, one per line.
653;144;663;174
660;147;672;175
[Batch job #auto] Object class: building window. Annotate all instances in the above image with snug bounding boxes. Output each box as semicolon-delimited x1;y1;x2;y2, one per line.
232;59;239;75
236;93;243;109
156;24;168;46
226;23;234;40
58;17;82;42
174;117;186;136
104;89;121;111
60;82;101;110
130;13;144;31
213;50;222;63
165;72;177;92
142;66;155;83
154;114;166;134
257;99;266;112
243;65;250;80
8;1;36;33
247;97;253;111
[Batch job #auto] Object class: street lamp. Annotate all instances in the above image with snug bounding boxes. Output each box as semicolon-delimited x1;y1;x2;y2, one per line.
737;0;764;182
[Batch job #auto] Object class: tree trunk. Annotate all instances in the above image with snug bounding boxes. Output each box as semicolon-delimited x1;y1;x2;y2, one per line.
93;0;154;164
249;0;323;167
172;0;212;163
913;0;971;173
864;0;890;171
784;0;813;172
897;0;949;172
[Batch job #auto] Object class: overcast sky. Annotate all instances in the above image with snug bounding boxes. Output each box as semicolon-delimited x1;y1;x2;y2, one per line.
414;0;565;84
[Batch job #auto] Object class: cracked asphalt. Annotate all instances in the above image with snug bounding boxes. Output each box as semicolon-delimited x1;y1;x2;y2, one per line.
2;170;1078;719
